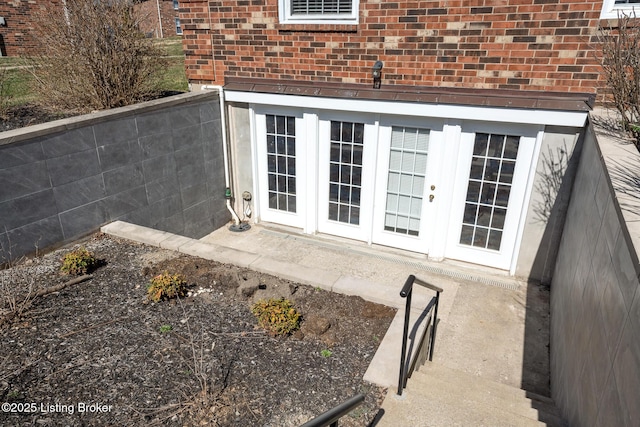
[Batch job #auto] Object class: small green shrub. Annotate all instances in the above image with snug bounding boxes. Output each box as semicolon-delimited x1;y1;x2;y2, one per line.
60;247;97;275
321;349;332;358
147;272;187;302
159;324;173;333
251;298;301;336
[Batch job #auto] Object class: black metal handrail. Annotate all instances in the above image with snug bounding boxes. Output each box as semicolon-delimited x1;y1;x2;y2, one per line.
398;274;443;396
299;394;365;427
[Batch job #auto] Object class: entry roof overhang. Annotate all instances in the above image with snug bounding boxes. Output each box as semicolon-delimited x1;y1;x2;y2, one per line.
223;77;593;128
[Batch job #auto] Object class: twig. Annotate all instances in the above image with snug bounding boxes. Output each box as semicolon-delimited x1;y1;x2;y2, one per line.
0;274;93;328
58;315;128;339
35;274;93;298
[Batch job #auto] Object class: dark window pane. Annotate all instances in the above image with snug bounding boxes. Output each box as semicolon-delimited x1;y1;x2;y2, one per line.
288;195;297;213
277;193;286;209
341;145;352;163
460;225;474;245
470;158;485;180
266;115;275;134
473;133;489;155
496;185;511;207
329;163;339;182
352;166;362;186
267;155;276;173
276;115;285;134
277;156;286;174
328;202;338;220
354;123;364;144
268;174;276;192
499;161;515;184
487;230;502;250
488;134;504;157
481;182;496;204
276;136;286;154
350;207;360;225
342;122;353;142
268;192;277;209
477;205;492;227
485;159;500;181
340;165;351;184
287;157;296;175
492;208;506;229
287;116;295;135
287;177;296;194
287;137;295;156
331;122;341;141
339;186;350;203
353;145;363;165
351;187;361;206
504;136;519;159
267;135;275;153
473;227;488;247
330;143;340;162
339;204;349;222
463;203;477;224
466;181;481;202
329;184;339;202
277;175;286;192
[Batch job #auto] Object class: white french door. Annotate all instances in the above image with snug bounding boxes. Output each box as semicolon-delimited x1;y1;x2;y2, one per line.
254;109;306;228
371;120;445;253
446;123;541;270
316;114;378;241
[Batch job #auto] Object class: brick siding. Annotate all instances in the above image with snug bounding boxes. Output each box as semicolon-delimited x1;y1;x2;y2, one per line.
179;0;604;94
0;0;56;56
134;0;180;39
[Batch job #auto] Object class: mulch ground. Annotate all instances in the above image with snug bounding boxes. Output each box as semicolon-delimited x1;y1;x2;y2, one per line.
0;233;396;426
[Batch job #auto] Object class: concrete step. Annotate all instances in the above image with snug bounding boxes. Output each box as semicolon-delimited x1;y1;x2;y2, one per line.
377;363;566;427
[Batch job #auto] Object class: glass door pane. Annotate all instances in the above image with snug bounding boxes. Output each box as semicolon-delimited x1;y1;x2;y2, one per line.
384;127;429;236
459;133;519;251
327;121;364;225
266;114;297;213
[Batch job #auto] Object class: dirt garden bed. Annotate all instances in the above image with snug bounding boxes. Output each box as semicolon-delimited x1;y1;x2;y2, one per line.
0;233;396;426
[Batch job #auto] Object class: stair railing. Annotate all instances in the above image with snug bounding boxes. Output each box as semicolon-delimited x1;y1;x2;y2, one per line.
299;394;365;427
398;274;443;396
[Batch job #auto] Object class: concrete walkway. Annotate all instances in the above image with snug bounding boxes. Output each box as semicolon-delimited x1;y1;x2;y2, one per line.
101;221;563;426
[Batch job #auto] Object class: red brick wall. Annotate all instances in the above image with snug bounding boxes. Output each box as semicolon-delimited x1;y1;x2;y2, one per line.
179;0;604;94
134;0;180;38
0;0;55;56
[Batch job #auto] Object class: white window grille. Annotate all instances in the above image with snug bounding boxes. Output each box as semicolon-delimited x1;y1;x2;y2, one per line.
279;0;358;24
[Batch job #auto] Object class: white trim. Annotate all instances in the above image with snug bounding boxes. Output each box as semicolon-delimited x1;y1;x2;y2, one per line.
225;91;588;128
278;0;359;24
600;0;640;19
509;129;544;275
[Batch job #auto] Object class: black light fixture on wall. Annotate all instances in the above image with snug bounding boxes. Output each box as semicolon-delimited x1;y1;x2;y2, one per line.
372;60;383;89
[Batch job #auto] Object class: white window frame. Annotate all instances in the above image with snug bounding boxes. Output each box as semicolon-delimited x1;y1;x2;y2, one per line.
600;0;640;19
278;0;359;25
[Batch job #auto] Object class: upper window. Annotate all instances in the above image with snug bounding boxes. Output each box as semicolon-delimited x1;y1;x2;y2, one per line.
279;0;358;24
601;0;640;19
175;17;182;35
173;0;179;9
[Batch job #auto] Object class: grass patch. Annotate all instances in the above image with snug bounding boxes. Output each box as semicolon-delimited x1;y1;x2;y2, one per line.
0;36;187;109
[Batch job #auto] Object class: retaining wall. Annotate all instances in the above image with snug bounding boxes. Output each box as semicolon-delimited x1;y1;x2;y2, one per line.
551;116;640;426
0;91;229;262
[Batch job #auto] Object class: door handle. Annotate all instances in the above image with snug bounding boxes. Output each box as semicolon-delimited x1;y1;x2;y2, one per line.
429;194;435;202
